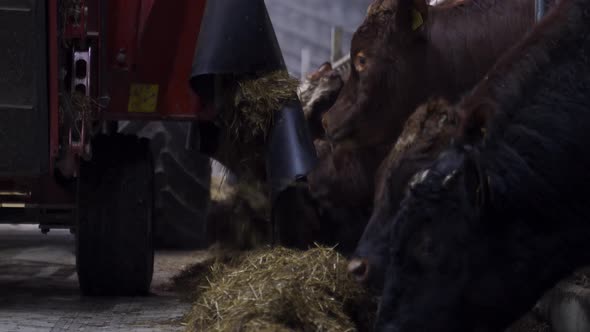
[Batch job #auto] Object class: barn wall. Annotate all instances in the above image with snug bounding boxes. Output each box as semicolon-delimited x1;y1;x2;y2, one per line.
265;0;371;78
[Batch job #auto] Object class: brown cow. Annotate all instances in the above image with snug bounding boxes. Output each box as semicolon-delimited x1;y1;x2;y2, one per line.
316;0;551;282
306;143;387;253
288;0;548;255
273;140;387;253
284;0;549;254
322;0;548;149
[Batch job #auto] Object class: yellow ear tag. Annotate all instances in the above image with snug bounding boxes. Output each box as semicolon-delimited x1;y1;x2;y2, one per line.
411;9;424;31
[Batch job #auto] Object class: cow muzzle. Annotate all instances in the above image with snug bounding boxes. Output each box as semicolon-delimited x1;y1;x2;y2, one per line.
347;258;370;282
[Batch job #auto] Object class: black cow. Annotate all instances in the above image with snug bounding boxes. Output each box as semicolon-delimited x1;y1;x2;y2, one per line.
349;98;459;288
373;0;590;330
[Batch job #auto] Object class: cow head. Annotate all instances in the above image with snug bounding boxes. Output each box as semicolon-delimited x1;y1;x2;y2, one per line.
373;141;561;331
322;0;430;147
372;102;494;331
348;99;458;289
374;148;497;331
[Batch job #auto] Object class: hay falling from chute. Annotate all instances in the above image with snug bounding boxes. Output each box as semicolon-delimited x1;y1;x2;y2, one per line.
212;70;298;185
218;70;299;145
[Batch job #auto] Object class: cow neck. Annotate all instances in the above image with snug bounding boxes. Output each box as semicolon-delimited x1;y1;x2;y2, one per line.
425;0;537;100
458;0;590;141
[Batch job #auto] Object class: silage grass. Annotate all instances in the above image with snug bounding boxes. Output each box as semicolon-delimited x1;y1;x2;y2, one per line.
181;246;376;332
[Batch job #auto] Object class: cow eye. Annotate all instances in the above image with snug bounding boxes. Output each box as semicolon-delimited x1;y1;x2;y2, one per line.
354;52;368;72
411;230;439;268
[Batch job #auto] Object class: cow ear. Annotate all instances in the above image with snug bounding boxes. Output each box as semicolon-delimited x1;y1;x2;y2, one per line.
395;0;429;32
317;62;332;75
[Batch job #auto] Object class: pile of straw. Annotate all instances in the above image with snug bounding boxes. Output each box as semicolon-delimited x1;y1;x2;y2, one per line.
182;246;376;332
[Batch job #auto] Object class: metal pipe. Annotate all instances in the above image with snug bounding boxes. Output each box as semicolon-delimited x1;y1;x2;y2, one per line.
300;47;311;80
330;26;343;64
535;0;546;22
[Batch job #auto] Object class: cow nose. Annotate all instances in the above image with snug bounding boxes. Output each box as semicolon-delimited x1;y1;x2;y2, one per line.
347;258;370;282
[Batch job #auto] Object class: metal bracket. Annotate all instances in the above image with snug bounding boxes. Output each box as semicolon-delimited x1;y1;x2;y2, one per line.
71;48;92;95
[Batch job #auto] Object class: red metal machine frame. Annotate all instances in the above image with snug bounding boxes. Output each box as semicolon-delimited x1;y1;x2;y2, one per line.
103;0;207;120
0;0;210;211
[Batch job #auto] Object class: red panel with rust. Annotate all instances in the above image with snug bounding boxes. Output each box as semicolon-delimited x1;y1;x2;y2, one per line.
35;176;75;205
103;0;206;120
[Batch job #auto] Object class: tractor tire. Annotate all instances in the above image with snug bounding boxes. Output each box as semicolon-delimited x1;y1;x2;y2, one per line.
119;121;211;249
76;134;154;296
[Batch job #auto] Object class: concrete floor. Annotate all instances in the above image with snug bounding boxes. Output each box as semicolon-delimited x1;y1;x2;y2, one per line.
0;225;206;332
